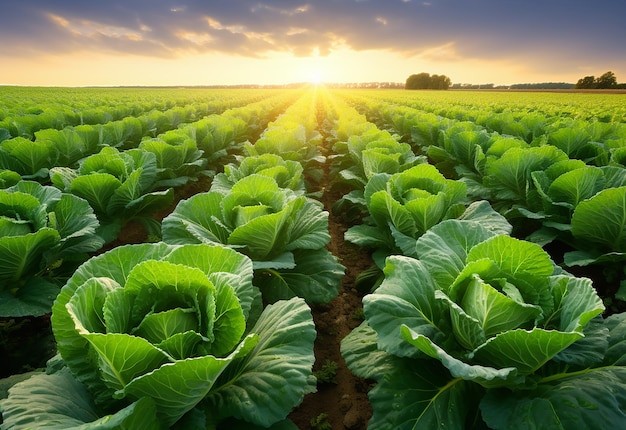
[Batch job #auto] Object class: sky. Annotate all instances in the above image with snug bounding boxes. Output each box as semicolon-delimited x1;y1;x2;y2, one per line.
1;0;625;87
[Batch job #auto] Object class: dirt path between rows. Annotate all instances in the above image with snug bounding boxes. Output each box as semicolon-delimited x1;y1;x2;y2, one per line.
288;184;373;430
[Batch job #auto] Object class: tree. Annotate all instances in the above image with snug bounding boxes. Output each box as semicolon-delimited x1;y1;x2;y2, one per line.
575;71;618;89
575;75;596;89
406;73;432;89
596;71;617;89
406;72;451;90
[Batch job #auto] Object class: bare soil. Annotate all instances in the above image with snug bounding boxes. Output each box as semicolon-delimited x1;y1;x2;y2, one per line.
288;184;373;429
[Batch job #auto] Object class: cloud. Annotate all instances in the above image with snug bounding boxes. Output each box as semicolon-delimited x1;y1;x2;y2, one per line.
1;0;624;78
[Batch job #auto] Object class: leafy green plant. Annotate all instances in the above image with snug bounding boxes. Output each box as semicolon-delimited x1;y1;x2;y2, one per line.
0;170;21;188
138;134;209;189
564;185;626;267
0;136;51;180
331;124;424;201
1;243;316;429
310;413;332;430
345;163;510;270
341;219;626;429
0;180;102;317
210;153;306;195
483;145;569;213
523;162;626;245
244;109;325;186
162;174;344;304
313;360;338;385
50;146;174;243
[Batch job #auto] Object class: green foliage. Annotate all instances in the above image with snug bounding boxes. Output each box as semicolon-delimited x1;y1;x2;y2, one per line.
314;360;338;385
162;174;344;304
575;71;619;89
341;219;622;429
50;146;174;242
0;243;317;428
0;180;102;317
345;164;510;265
310;413;332;430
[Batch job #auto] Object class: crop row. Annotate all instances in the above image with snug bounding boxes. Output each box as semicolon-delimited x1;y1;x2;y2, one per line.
0;91;299;319
345;94;626;302
0;87;276;141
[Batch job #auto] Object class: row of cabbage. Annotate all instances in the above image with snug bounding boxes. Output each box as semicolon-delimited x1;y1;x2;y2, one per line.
0;90;280;184
340;88;626;124
321;90;626;429
1;89;343;429
0;91;298;319
348;94;626;297
0;87;270;141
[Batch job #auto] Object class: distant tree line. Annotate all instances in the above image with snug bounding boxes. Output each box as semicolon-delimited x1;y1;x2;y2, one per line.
575;71;626;89
405;73;451;90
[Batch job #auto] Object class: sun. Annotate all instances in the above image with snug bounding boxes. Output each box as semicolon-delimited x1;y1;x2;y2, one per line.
307;68;325;85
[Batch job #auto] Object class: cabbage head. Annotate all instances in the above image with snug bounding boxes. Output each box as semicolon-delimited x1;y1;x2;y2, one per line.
341;220;626;430
0;243;316;429
345;163;509;264
50;146;174;243
0;180;102;317
162;174;344;304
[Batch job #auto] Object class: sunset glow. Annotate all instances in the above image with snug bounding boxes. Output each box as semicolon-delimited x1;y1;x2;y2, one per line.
0;1;624;87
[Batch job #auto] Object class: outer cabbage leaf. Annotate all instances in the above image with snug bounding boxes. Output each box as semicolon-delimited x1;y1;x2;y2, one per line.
481;368;626;430
0;136;51;178
204;298;316;426
253;248;343;304
480;314;626;430
570;186;626;254
0;367;161;430
342;323;483;430
0;169;21;188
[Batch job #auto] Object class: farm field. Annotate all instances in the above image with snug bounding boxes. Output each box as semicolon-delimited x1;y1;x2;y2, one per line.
1;86;626;429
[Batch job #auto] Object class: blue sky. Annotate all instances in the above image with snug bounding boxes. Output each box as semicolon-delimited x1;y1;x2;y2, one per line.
1;0;624;86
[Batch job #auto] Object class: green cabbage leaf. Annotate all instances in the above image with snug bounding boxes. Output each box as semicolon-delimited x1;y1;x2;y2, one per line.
50;146;174;242
341;219;622;429
5;243;318;428
162;174;343;303
0;180;102;317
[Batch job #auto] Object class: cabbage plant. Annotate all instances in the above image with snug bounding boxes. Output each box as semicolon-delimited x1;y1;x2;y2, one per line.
0;136;51;180
345;163;510;267
244;118;326;187
50;146;174;243
522;162;626;244
0;169;21;188
340;219;626;429
1;243;316;429
0;180;102;317
565;185;626;269
210;153;306;195
162;174;343;304
332;125;424;193
483;145;569;213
